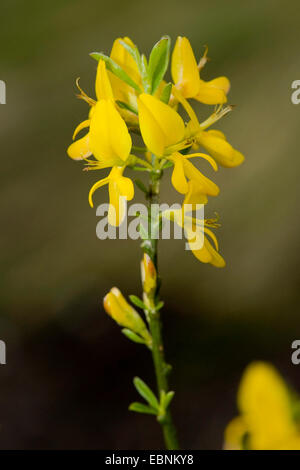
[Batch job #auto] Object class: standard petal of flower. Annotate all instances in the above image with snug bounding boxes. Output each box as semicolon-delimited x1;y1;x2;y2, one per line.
67;133;92;160
197;130;245;167
138;93;185;156
89;100;132;161
95;60;114;101
171;36;200;98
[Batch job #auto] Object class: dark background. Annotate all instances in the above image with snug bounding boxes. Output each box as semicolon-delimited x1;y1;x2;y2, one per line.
0;0;300;449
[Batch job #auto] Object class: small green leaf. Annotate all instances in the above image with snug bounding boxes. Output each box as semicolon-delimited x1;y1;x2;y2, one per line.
133;377;159;410
129;402;157;415
129;295;146;309
90;52;141;93
135;179;148;194
148;36;171;94
156;301;164;311
163;391;175;409
160;82;172;104
122;329;145;345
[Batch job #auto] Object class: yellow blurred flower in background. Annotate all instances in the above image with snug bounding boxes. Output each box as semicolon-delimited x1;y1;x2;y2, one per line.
224;362;300;450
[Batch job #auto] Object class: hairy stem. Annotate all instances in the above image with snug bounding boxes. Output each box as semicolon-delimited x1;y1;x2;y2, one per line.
141;166;179;450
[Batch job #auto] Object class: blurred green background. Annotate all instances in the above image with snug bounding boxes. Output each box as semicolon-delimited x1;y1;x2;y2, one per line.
1;0;300;449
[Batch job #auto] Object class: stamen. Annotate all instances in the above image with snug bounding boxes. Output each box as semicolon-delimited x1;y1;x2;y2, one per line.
75;78;96;106
199;105;233;130
198;45;209;71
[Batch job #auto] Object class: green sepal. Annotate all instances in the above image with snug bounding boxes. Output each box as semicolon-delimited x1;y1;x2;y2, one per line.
129;295;146;310
133;377;159;410
90;52;141;93
148;36;171;94
121;329;146;345
160;82;172;104
129;402;157;415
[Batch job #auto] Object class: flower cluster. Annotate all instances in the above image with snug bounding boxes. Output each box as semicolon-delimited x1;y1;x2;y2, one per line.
67;36;244;267
224;362;300;450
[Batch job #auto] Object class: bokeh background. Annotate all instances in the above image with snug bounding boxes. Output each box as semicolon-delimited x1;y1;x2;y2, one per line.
1;0;300;449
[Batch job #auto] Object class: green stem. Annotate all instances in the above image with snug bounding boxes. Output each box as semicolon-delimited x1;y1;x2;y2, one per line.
141;167;179;450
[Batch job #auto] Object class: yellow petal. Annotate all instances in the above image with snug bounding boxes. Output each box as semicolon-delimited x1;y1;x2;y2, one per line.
238;362;297;450
197;130;244;167
110;37;141;85
95;60;114;101
186;152;218;172
171;36;200;98
109;37;141;105
67;133;92;160
89;100;131;161
207;76;231;94
138;94;185;156
183;159;219;196
184;180;208;206
108;167;134;226
195;80;227;105
88;176;109;208
224;417;247;450
72;119;90;140
170;154;188;194
191;233;225;267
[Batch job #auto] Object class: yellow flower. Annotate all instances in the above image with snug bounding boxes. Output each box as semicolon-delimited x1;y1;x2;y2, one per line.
67;60;134;226
162;209;225;267
174;88;245;168
171;36;230;105
67;59;115;161
137;93;219;202
224;362;300;450
104;287;152;345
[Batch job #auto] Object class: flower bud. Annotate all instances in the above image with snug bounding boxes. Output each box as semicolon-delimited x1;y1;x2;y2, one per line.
103;287;151;343
141;254;157;295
